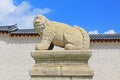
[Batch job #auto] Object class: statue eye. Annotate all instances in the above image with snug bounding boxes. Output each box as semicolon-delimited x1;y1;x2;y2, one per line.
35;21;40;24
36;17;39;19
35;22;38;24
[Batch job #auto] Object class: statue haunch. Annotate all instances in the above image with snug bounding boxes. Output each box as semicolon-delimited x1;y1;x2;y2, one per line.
33;15;90;50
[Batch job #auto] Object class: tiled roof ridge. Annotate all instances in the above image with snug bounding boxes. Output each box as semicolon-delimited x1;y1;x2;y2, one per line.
0;24;18;32
90;34;120;40
10;29;38;34
0;25;120;40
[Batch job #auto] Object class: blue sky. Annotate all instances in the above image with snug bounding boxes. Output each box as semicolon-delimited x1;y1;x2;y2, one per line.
0;0;120;34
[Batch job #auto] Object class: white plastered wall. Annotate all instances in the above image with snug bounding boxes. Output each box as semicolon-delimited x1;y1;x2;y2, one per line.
0;34;40;80
89;43;120;80
0;34;120;80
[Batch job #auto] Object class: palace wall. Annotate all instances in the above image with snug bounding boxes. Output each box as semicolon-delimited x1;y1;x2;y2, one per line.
0;34;120;80
89;43;120;80
0;34;39;80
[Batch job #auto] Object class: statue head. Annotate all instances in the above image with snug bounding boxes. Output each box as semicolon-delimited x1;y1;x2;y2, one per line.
33;15;48;35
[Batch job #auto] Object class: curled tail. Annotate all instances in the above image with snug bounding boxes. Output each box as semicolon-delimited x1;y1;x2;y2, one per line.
73;26;90;49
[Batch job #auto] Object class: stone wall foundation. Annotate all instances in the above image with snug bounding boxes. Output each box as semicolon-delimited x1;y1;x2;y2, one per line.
29;50;93;80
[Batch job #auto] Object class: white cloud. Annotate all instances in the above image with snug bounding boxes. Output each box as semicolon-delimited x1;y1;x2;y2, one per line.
89;30;99;34
0;0;16;17
0;0;51;29
33;8;51;14
104;30;116;34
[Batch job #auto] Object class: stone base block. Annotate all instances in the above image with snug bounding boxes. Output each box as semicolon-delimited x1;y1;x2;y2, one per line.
31;77;92;80
30;66;93;77
30;50;93;80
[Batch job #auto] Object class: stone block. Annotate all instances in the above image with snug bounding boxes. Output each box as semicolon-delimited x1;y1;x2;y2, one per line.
31;77;70;80
30;66;61;76
30;50;93;80
71;77;92;80
61;66;93;77
31;50;92;62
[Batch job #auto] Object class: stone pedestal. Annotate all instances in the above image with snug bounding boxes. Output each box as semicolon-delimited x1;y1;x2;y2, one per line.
29;50;93;80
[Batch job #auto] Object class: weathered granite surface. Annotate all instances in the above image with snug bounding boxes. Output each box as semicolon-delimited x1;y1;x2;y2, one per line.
33;15;90;50
30;50;93;80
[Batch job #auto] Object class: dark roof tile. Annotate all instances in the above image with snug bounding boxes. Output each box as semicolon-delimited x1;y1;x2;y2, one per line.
90;34;120;40
10;29;37;34
0;24;18;32
1;24;120;40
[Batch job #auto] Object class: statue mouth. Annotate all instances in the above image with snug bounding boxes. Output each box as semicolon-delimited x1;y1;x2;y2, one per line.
34;23;45;30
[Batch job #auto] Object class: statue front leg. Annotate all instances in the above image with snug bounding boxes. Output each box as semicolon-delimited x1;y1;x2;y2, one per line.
36;32;55;50
35;39;51;50
35;27;55;50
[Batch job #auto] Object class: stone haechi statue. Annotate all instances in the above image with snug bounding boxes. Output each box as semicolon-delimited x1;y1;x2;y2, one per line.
33;15;90;50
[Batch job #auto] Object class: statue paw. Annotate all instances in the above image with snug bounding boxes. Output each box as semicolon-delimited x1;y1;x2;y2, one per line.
35;43;49;50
